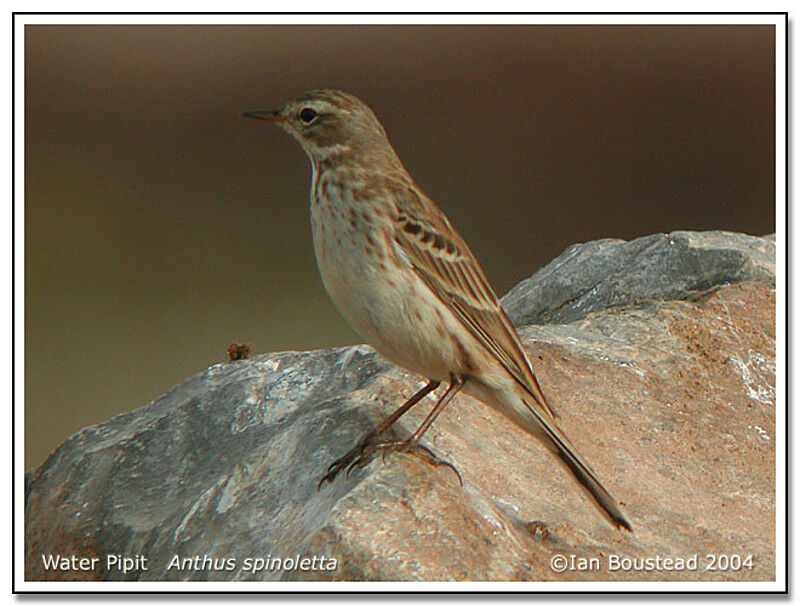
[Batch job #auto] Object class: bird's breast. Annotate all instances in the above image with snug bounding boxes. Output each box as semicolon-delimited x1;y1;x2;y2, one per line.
308;176;464;379
309;178;397;326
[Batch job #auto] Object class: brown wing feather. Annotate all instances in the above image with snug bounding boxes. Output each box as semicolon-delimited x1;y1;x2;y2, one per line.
392;187;556;419
390;184;632;531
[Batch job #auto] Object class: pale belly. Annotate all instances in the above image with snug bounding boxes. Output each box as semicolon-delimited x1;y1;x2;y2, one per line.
310;203;468;382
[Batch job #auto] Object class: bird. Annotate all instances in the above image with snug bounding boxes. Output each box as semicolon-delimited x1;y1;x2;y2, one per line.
243;89;632;531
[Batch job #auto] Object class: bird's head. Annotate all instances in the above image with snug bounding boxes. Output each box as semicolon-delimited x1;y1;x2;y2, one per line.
244;89;399;167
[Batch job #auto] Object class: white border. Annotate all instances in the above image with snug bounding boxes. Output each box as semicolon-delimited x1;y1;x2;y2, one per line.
13;12;787;594
15;13;786;25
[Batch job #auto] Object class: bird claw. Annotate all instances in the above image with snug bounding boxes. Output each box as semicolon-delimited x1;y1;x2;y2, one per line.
317;431;378;489
317;436;462;488
395;441;463;486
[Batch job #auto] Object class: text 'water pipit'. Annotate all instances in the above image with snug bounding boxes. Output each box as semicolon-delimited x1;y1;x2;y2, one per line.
244;90;632;531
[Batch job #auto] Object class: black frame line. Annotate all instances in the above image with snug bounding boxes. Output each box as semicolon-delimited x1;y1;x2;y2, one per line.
11;11;789;595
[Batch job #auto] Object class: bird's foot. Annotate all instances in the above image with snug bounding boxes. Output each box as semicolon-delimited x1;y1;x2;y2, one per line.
318;435;462;488
317;430;379;489
379;439;463;486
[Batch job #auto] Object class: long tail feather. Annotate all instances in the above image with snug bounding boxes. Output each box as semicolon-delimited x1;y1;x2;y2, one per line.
523;398;632;532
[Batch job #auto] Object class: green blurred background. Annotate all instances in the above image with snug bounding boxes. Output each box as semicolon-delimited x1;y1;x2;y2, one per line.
25;24;775;468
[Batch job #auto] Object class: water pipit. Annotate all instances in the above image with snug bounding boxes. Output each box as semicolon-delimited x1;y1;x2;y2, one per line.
244;89;632;531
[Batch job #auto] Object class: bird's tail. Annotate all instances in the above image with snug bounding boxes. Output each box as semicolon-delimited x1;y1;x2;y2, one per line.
521;397;633;532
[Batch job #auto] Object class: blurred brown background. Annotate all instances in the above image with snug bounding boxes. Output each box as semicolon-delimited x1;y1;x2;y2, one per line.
24;24;775;467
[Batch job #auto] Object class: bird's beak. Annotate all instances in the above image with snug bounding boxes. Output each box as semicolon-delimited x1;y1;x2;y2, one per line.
242;108;286;123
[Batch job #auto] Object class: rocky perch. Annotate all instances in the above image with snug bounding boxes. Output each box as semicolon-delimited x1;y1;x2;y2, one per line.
25;231;776;582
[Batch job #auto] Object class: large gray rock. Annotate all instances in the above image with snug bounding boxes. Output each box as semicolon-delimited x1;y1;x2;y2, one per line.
25;231;776;582
502;230;775;326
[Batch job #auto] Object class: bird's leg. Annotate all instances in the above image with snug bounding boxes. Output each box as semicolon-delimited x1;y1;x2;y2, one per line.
317;379;440;488
319;375;465;487
406;375;463;445
369;375;465;485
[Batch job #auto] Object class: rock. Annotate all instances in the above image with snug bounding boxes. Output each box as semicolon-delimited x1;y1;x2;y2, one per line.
502;230;776;327
25;231;776;582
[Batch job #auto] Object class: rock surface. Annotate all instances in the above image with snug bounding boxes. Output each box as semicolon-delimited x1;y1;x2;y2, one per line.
25;231;777;582
502;230;776;327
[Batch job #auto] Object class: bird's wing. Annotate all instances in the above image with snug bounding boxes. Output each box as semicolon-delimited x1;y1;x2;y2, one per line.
391;197;556;419
391;187;632;531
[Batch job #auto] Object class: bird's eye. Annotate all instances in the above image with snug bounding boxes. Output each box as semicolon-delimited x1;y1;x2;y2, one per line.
299;108;318;124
